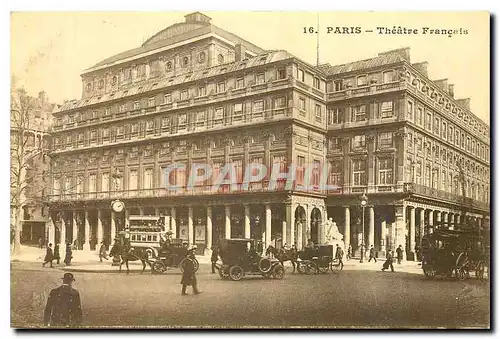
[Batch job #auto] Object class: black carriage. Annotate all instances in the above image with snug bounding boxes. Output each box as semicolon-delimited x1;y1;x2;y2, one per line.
217;238;285;281
150;238;199;274
421;228;487;280
296;244;342;274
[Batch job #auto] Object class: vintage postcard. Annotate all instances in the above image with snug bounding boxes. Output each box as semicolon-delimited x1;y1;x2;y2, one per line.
10;11;490;329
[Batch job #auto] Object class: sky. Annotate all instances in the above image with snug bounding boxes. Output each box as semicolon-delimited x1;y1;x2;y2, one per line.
10;11;490;124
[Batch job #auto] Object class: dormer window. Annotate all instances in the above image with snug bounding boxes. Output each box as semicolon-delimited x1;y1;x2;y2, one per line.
164;94;172;104
277;68;286;80
383;71;395;83
313;77;321;89
134;101;140;110
217;82;226;93
180;90;188;101
103;128;110;138
218;54;224;64
166;61;172;70
357;75;367;87
182;56;189;67
256;73;265;85
198;86;206;97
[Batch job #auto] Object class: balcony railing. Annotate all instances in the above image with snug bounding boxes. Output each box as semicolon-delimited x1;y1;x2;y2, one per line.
327;81;405;101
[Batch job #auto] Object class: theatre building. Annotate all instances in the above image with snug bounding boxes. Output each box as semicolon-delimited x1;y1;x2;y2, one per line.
47;12;490;258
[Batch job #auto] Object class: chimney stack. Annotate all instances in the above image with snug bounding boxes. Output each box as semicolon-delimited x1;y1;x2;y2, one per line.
235;44;246;62
457;98;471;110
412;62;428;77
434;79;448;92
184;12;211;24
448;84;455;98
378;47;411;61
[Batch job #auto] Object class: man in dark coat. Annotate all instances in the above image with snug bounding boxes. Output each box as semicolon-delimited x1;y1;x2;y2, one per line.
53;244;61;265
335;244;344;270
43;273;82;327
396;245;404;264
382;250;395;272
64;243;73;266
181;258;200;295
211;247;219;274
42;243;54;268
368;245;377;263
99;241;109;262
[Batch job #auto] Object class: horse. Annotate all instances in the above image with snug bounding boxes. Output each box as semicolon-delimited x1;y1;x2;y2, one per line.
266;245;298;273
110;244;151;274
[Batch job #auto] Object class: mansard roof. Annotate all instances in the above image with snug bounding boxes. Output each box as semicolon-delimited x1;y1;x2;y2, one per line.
317;52;406;76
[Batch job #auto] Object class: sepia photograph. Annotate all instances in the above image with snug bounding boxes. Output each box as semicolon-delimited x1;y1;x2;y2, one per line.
10;10;490;329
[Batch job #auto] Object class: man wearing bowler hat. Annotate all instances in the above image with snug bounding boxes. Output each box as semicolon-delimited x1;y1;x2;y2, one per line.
43;273;82;327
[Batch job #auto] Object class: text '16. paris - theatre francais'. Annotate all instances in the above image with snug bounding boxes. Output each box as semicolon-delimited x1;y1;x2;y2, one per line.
47;12;490;258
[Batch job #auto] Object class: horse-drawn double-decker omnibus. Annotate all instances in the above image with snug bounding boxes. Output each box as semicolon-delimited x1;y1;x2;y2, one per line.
119;215;168;258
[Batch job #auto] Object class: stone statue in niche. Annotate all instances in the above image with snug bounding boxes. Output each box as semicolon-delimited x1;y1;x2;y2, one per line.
324;217;345;250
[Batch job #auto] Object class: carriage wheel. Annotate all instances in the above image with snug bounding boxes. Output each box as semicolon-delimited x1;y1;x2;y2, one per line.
305;262;318;275
476;262;485;280
152;261;167;274
218;265;229;279
455;268;467;281
272;264;285;279
318;265;329;274
296;262;306;274
423;267;436;279
229;265;244;281
330;261;342;273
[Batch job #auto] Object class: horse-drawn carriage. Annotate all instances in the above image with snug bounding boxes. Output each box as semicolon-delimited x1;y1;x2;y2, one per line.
150;237;199;274
421;228;488;280
295;244;342;274
217;238;285;281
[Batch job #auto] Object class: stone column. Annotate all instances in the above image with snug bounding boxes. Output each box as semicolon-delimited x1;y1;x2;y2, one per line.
47;218;55;246
282;221;287;247
60;214;66;247
380;219;387;256
97;209;103;250
297;219;303;250
110;211;116;242
419;208;425;244
72;212;78;245
84;210;91;251
394;206;406;262
206;206;213;251
436;211;442;230
225;205;231;239
427;209;434;234
456;214;461;229
171;207;177;238
305;205;311;246
188;206;193;247
442;212;449;230
125;209;130;230
285;203;295;246
139;207;144;216
265;204;272;248
368;206;375;248
409;206;416;260
244;204;251;239
344;207;351;250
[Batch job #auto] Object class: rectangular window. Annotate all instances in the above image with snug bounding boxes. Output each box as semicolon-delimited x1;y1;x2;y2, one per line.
134;101;140;110
407;133;413;150
352;105;366;122
144;120;153;131
88;174;97;193
461;133;465;149
162;117;170;128
102;128;110;138
313;77;320;89
379;132;393;148
299;98;306;113
198;86;206;96
298;69;305;82
131;123;139;134
234;103;243;116
129;170;137;190
196;111;205;123
416;137;422;152
378;158;393;184
425;166;431;187
105;107;111;116
352;159;366;186
442;122;447;139
90;130;97;140
417;108;423;125
164;94;172;104
380;101;393;118
455;130;460;145
328;161;342;187
334;80;343;92
296;156;305;185
426;113;432;130
434;117;440;134
353;135;366;149
357;75;367;86
143;169;153;189
180;90;188;101
383;70;395;83
256;73;265;85
214;107;224;121
117;126;125;136
217;81;226;93
253;100;264;112
415;161;422;184
148;97;155;107
277;68;286;80
236;78;245;89
315;104;322;121
312;160;321;187
178;114;187;127
448;126;453;141
119;104;126;113
101;172;109;191
329;137;341;151
78;133;84;142
76;176;84;194
274;97;285;108
328;108;343;124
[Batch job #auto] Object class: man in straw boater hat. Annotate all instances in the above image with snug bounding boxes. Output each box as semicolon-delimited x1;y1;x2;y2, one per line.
43;273;82;327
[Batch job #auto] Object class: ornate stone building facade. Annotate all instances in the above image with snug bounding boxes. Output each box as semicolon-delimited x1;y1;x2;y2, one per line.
47;13;490;258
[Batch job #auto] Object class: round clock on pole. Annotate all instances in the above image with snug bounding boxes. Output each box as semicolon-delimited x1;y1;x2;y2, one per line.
111;199;125;213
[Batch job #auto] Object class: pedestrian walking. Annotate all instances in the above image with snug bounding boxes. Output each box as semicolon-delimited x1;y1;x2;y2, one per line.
72;239;78;251
346;244;352;260
99;241;109;262
368;245;377;263
381;250;395;272
42;243;54;268
396;245;403;264
43;273;82;327
38;237;43;249
335;244;344;270
53;244;61;265
211;247;219;274
64;243;73;266
181;256;200;295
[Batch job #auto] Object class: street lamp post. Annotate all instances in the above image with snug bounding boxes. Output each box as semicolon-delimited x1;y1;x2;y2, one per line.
359;193;368;263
